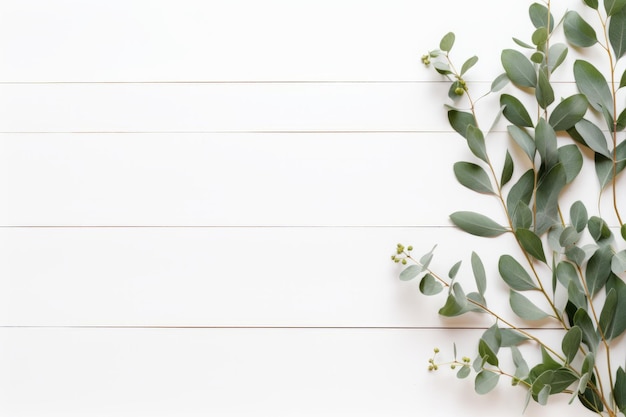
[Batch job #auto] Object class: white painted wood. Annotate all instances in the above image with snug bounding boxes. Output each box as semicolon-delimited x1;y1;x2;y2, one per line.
0;226;559;328
0;327;592;417
0;132;621;227
0;0;537;83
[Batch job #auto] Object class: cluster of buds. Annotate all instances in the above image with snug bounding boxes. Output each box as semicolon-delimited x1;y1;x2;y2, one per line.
454;75;468;96
421;54;431;66
391;243;413;265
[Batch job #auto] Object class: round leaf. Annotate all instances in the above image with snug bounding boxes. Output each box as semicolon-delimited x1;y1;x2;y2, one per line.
440;32;455;52
564;11;598;47
501;49;537;88
549;94;589;131
475;371;500;395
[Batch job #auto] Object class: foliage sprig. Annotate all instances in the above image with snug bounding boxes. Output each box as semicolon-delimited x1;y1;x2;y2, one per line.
395;1;626;415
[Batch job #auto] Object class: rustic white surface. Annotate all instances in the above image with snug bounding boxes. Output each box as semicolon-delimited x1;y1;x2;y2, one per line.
0;0;607;416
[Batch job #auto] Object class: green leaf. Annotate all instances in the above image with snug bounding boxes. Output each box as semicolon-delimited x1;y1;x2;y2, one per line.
499;255;539;291
461;56;478;75
448;260;462;279
530;51;544;64
516;229;547;262
615;367;626;413
586;246;613;296
556;261;582;290
419;246;436;269
472;252;487;296
501;329;530;347
622;224;626;241
501;49;537;88
439;32;455;52
465;125;489;163
548;43;569;72
457;365;471;379
513;38;534;50
599;288;618;339
530;3;555;31
621;68;626;88
510;290;550;320
595;142;626;188
512;346;530;381
501;95;533;127
610;5;626;58
572;119;611;157
564;11;598;47
501;150;514;186
573;60;613;112
605;0;626;16
453;162;494;194
617;107;626;130
439;282;467;317
570;201;589;232
400;264;423;281
475;371;500;395
536;118;559;169
606;274;626;339
433;62;452;75
574;308;600;352
558;144;584;184
478;339;499;366
511;201;533;231
613;250;626;275
506;169;534;215
419;273;444;295
562;326;582;364
535;164;567;235
450;211;508;237
588;216;613;242
490;73;510;92
549;94;589;131
536;69;555;109
532;27;549;46
448;110;477;139
507;125;536;161
559;226;581;248
585;0;600;7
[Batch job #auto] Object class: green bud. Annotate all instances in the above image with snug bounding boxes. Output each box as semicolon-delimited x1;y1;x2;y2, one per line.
454;87;464;96
407;245;413;251
450;364;456;370
401;259;407;265
433;347;440;353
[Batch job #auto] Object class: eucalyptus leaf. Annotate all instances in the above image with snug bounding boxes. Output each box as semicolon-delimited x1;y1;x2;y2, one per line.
599;288;618;339
574;308;600;352
400;264;423;281
434;61;452;75
620;67;626;88
564;11;598;47
529;2;555;31
549;94;589;131
559;226;581;248
475;371;500;395
419;273;444;295
450;211;508;237
478;339;499;366
535;164;567;235
536;118;559;169
606;274;626;339
440;32;455;52
548;43;569;72
516;228;547;263
501;150;514;186
501;49;537;88
536;68;554;109
461;56;479;75
588;216;612;242
605;0;626;16
501;94;534;127
507;125;536;161
499;255;538;291
614;251;626;275
439;282;468;317
457;365;471;379
510;290;550;320
448;260;462;279
615;367;626;413
572;119;611;157
573;60;612;112
532;28;549;46
506;169;534;215
490;73;510;92
585;0;599;8
570;201;588;232
586;246;613;296
448;110;477;139
472;252;487;296
501;329;530;347
513;37;535;49
454;162;494;194
511;201;533;231
466;125;489;163
609;5;626;58
558;144;583;184
512;346;530;380
562;326;582;364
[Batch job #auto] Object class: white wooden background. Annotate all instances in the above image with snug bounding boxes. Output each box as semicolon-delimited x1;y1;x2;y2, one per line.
0;1;616;415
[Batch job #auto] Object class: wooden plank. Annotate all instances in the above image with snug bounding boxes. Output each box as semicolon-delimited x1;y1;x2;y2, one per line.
0;226;563;328
1;132;620;227
0;0;540;82
0;327;578;416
